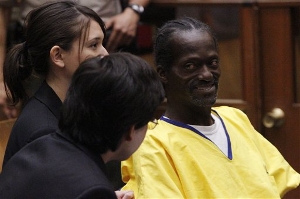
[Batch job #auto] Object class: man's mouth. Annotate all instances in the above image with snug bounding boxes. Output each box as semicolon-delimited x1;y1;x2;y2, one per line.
192;81;216;91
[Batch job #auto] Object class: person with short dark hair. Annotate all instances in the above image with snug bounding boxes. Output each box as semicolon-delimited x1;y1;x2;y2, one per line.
121;17;300;198
0;52;165;198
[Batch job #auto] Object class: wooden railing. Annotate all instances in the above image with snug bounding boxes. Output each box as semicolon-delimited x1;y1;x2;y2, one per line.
0;118;16;172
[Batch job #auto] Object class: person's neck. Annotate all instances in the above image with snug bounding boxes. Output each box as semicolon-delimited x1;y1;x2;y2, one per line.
101;150;116;164
101;153;110;164
46;77;69;102
164;106;213;126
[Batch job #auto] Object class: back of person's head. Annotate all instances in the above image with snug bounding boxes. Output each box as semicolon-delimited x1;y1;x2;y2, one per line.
59;52;165;154
3;0;106;105
154;17;218;71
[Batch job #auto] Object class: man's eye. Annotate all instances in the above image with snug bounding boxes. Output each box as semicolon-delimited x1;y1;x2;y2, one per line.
210;59;219;68
185;63;196;70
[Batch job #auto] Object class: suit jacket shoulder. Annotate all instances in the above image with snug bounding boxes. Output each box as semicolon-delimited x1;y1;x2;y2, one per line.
0;132;117;199
3;81;62;165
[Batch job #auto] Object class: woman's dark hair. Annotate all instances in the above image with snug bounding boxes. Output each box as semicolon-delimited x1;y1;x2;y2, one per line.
154;17;218;71
3;0;106;105
59;52;165;154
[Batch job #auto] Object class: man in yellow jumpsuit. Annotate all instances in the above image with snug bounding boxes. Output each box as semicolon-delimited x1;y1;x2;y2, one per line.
121;17;300;198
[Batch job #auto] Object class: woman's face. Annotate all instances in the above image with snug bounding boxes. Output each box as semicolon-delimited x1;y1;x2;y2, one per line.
63;19;108;79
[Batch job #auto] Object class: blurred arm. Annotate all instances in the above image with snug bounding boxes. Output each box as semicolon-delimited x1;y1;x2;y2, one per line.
104;0;150;53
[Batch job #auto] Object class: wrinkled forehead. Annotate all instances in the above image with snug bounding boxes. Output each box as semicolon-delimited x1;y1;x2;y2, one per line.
171;29;214;45
170;29;216;54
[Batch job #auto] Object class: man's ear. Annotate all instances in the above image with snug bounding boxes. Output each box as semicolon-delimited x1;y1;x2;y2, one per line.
157;65;167;84
124;125;135;141
50;45;65;68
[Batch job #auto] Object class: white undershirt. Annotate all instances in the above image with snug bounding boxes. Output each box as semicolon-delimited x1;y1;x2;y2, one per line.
189;114;228;156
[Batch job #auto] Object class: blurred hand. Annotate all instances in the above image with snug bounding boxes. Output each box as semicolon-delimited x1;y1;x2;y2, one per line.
105;8;140;53
115;190;134;199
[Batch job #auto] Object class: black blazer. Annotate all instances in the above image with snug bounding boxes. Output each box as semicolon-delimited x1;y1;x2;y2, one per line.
0;131;117;199
3;81;62;166
2;81;125;190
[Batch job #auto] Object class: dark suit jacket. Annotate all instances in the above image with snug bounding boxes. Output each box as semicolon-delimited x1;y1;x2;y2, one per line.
0;131;117;199
2;81;125;190
3;81;62;166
